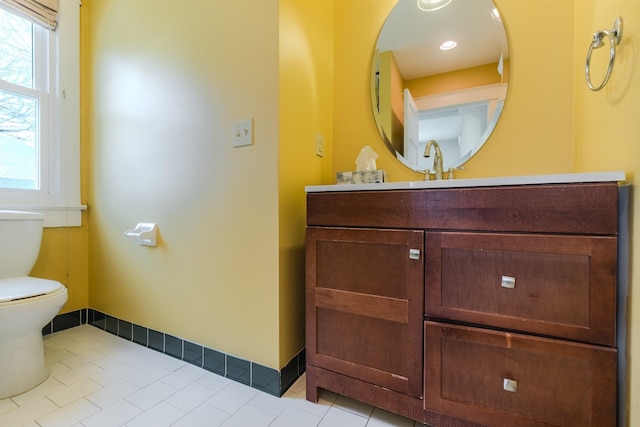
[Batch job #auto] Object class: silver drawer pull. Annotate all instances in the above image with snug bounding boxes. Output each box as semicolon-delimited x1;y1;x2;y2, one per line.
503;378;518;392
501;275;516;289
409;249;421;260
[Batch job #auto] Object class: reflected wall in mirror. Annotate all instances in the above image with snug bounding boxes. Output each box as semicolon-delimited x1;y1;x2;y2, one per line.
371;0;509;172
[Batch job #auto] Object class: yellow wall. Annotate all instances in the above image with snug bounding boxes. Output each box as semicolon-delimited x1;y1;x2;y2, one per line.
85;0;283;369
31;223;89;312
278;0;334;366
573;3;640;426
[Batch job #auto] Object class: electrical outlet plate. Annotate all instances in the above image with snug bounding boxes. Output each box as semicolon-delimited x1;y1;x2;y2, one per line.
233;119;253;147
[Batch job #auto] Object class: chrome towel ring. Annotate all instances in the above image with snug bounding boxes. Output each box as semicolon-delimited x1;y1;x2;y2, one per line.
586;17;623;91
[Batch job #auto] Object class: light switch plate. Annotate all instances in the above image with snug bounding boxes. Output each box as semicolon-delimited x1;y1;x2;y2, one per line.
233;119;253;147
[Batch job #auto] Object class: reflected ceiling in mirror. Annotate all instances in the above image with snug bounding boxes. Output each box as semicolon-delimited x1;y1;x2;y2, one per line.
372;0;509;172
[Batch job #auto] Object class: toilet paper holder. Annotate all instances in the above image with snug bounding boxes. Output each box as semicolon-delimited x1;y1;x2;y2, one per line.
124;223;158;247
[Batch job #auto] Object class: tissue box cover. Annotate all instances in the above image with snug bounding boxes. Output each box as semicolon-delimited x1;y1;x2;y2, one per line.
337;170;387;184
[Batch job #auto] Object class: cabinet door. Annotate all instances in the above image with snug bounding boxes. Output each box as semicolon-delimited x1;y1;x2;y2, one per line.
306;227;424;398
425;232;617;346
424;322;617;427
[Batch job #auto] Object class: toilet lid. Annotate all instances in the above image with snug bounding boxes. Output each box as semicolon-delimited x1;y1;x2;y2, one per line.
0;277;64;302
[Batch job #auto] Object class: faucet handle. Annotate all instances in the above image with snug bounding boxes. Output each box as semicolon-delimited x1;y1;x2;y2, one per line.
423;168;433;181
447;166;465;180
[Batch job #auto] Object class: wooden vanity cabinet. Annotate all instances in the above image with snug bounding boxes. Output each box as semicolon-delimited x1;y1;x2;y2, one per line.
306;183;622;427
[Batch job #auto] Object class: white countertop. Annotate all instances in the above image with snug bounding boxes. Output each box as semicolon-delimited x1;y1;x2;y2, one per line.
305;171;626;193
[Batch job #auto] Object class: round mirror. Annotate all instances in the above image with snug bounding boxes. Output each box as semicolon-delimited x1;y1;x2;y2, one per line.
371;0;509;172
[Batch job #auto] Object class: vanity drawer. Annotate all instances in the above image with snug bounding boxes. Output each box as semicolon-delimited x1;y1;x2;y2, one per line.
306;183;619;234
425;231;617;346
424;322;617;427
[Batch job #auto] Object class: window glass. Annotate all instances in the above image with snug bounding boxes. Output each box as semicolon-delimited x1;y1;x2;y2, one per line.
0;8;33;88
0;91;38;189
0;7;39;190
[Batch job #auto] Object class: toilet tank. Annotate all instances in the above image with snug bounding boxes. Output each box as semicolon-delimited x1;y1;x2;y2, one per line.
0;210;44;279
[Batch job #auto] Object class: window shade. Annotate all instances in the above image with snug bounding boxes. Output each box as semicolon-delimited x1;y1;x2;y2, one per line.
0;0;58;30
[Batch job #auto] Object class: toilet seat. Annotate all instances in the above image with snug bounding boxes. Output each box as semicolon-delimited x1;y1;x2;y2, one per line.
0;277;64;303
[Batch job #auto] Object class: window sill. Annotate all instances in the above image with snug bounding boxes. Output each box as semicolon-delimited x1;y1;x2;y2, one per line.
0;205;87;227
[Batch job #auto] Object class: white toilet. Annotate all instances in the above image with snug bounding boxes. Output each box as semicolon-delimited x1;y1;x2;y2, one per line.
0;210;68;399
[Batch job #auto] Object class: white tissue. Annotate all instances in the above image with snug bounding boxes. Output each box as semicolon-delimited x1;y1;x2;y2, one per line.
355;146;379;172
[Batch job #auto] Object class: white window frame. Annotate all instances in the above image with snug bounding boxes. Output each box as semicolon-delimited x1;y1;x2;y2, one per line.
0;0;83;227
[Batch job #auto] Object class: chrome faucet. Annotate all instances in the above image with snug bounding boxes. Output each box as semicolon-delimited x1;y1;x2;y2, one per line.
423;140;444;180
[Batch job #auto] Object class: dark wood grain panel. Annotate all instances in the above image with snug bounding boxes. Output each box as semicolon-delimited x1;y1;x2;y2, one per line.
306;227;424;398
425;231;617;346
307;183;618;234
316;288;408;323
425;322;617;427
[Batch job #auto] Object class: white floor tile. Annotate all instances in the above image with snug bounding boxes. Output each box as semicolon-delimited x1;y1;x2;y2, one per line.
149;352;188;371
172;402;230;427
44;335;81;352
51;362;104;386
206;382;257;414
91;353;137;371
124;402;185;427
46;378;103;407
269;405;322;427
80;399;143;427
291;393;333;418
125;380;178;411
318;406;368;427
66;338;110;355
164;381;216;412
160;363;207;389
196;371;233;391
90;360;139;386
48;361;72;378
94;339;139;357
0;397;18;416
124;365;172;388
0;396;59;426
45;348;75;365
85;379;140;409
58;349;105;369
248;390;293;416
35;398;100;427
109;346;161;369
9;376;65;406
219;404;275;427
61;325;106;342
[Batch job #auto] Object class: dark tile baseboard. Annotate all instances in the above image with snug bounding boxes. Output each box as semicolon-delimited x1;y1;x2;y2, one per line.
42;308;305;397
42;308;87;335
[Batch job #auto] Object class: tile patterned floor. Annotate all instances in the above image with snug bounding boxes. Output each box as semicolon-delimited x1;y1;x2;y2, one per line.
0;325;428;426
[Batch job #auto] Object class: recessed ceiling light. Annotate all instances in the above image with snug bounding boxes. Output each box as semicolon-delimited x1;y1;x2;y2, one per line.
417;0;453;12
440;40;457;51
